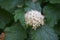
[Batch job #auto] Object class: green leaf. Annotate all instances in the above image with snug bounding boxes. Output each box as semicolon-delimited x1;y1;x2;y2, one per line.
43;4;60;27
0;0;18;12
54;20;60;36
38;0;48;2
29;25;58;40
48;0;60;3
17;0;24;8
0;8;13;29
4;23;26;40
14;9;26;29
25;1;41;12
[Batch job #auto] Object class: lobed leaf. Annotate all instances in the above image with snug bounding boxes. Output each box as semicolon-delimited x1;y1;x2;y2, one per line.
14;9;26;29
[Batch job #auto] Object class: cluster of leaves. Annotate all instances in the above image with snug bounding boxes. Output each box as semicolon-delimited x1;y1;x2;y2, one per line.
0;0;60;40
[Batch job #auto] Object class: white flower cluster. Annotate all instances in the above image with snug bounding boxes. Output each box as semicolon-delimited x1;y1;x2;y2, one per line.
24;10;44;30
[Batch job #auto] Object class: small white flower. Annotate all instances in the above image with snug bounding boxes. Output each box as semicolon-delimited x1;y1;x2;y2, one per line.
24;10;44;30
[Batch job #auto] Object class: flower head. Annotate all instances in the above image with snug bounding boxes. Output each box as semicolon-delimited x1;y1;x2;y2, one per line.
24;10;44;30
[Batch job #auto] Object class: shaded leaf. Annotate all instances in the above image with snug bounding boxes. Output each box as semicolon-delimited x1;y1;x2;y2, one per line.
29;25;58;40
54;20;60;36
43;4;60;27
0;0;18;12
0;8;13;29
4;23;26;40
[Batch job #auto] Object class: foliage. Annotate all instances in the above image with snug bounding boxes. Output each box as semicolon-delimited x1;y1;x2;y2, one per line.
0;0;60;40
